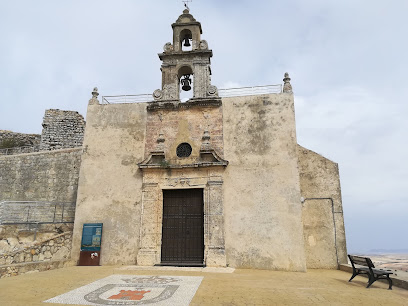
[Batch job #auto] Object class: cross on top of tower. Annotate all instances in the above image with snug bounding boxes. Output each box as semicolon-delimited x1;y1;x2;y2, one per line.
182;0;192;10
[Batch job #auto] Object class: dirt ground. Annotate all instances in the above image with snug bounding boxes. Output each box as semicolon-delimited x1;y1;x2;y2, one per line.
0;266;407;305
367;254;408;281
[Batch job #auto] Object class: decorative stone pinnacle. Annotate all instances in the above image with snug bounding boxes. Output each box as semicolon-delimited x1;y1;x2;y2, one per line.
202;130;210;141
283;72;293;94
156;132;165;151
89;87;100;105
157;132;165;143
201;130;212;150
92;87;99;98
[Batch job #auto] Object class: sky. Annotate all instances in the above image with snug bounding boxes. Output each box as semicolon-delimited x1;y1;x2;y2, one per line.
0;0;407;253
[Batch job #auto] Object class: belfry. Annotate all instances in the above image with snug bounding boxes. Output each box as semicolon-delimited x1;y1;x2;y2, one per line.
153;8;219;102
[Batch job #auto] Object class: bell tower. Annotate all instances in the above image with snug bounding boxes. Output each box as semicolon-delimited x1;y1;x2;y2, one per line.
152;8;219;102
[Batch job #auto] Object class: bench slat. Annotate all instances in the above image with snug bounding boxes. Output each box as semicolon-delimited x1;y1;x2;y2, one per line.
372;269;393;275
349;255;374;267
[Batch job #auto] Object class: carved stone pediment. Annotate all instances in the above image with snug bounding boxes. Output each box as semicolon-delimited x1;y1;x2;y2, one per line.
138;151;166;168
138;148;228;170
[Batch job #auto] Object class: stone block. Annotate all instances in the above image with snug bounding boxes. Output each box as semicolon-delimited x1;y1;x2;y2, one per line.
206;247;226;267
136;249;158;266
140;234;159;249
24;253;32;262
52;246;69;261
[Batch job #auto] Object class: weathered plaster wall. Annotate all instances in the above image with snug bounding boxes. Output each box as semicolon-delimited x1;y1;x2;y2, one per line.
222;93;306;271
297;145;347;268
0;148;82;203
71;103;147;265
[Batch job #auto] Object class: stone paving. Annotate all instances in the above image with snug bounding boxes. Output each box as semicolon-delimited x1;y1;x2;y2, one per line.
0;265;407;305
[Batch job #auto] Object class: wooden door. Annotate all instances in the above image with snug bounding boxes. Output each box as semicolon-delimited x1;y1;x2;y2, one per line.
161;189;204;265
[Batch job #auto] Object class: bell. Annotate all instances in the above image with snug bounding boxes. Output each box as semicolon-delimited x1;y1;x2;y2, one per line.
183;37;191;47
181;75;192;91
182;83;191;91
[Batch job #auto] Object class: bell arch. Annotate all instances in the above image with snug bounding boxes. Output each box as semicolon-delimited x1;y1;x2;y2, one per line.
178;65;194;101
180;29;193;51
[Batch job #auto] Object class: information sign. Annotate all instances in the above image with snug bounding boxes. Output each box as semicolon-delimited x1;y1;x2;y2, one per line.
81;223;103;251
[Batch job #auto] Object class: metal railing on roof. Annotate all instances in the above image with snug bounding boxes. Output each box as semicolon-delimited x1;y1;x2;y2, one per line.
101;84;282;104
101;94;154;104
218;84;282;97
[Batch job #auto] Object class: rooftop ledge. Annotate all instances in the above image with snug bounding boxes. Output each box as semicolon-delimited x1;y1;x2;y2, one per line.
101;84;283;104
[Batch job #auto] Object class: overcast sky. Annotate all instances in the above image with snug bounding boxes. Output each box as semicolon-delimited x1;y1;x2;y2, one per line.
1;0;407;253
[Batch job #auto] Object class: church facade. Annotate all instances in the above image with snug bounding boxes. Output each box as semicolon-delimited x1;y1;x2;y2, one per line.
70;9;347;271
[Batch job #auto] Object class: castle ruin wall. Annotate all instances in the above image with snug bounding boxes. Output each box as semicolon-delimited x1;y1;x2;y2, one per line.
0;148;82;225
39;109;85;151
0;130;41;151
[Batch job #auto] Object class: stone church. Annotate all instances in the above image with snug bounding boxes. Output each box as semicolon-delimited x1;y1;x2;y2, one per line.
69;9;347;271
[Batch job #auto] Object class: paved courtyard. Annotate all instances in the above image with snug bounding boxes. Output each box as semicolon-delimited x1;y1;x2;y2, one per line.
0;265;407;305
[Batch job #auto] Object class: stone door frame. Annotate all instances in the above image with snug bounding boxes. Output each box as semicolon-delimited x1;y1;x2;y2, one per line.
136;168;226;267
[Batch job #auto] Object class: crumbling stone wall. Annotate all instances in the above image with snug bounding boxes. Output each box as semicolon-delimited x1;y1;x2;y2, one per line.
0;130;41;149
40;109;85;151
0;148;82;203
0;232;72;278
0;232;72;265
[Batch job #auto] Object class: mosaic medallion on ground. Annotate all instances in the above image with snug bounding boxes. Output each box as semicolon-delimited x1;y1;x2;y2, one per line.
44;275;203;305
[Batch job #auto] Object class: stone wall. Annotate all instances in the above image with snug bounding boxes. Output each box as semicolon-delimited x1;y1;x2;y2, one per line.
0;148;82;203
297;145;347;268
40;109;85;151
0;130;41;152
222;93;306;271
0;232;72;278
0;232;72;266
0;259;72;278
71;103;147;265
0;202;75;224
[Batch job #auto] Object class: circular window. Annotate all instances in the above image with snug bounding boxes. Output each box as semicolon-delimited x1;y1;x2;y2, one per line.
176;143;192;158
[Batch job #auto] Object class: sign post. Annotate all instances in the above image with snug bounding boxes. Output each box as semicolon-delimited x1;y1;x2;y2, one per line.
79;223;103;266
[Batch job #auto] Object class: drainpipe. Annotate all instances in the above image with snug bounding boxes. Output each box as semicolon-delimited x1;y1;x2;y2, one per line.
301;197;343;268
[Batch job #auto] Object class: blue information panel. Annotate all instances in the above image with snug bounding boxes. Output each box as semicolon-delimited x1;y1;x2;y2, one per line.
81;223;103;251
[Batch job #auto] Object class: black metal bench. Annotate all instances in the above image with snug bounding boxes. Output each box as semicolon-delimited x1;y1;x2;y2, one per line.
348;255;393;290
